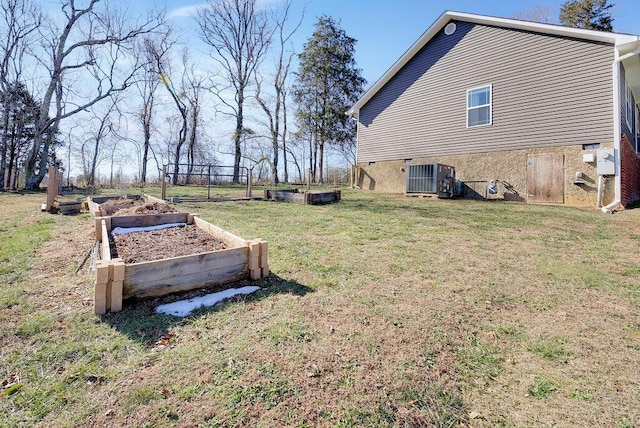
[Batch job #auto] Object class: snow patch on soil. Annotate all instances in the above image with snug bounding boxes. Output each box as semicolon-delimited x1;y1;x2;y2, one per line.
111;223;186;235
155;286;261;317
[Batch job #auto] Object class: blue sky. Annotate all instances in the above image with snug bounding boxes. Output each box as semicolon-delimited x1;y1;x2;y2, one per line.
47;0;639;180
164;0;640;88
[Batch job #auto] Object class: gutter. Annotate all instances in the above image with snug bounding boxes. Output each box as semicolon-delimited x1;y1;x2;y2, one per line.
602;45;640;213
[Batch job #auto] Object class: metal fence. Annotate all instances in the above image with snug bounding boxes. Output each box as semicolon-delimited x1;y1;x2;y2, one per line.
161;163;252;201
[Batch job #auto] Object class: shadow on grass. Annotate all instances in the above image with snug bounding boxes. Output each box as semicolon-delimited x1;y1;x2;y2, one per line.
100;273;313;346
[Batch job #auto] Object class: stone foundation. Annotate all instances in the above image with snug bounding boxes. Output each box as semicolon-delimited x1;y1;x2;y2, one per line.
354;144;616;208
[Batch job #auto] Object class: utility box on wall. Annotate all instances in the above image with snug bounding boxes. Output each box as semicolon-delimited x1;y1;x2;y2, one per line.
596;148;616;176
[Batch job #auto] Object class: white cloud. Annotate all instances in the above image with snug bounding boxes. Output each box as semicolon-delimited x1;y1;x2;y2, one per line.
168;0;283;20
167;3;206;20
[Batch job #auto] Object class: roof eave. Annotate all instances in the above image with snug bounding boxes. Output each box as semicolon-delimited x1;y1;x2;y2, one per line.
618;40;640;100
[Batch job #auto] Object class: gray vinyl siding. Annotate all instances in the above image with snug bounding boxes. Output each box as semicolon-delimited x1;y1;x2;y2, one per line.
358;21;614;163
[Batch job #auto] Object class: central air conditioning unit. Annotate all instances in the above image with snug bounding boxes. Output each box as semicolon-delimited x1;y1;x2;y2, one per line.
406;164;455;198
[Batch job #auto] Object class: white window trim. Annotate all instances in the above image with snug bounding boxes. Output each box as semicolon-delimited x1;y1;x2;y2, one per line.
466;84;492;128
625;79;633;131
636;105;640;153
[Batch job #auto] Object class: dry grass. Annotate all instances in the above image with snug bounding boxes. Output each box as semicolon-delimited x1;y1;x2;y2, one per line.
1;189;639;427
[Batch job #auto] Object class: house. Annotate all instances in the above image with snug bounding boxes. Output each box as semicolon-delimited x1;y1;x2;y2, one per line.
348;11;640;211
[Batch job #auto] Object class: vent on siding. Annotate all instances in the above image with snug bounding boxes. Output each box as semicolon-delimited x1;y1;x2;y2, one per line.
444;22;456;35
407;164;436;193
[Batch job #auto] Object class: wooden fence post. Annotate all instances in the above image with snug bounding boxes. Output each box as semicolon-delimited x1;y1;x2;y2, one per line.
46;167;58;212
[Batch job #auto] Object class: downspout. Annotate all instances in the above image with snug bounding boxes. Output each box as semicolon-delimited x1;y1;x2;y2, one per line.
347;109;359;188
603;46;640;213
596;175;605;207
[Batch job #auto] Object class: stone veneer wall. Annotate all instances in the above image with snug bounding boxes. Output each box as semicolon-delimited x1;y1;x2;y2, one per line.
354;144;616;208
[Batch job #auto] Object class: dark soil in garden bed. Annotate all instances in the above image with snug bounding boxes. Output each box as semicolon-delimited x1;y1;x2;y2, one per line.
110;224;228;264
100;198;176;216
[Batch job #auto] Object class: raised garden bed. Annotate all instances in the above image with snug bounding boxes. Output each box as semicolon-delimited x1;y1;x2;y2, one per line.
263;188;341;205
55;198;83;215
87;194;173;217
93;212;268;314
110;224;229;264
169;195;262;203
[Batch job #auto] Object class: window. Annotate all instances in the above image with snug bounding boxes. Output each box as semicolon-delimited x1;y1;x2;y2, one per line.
625;79;633;131
467;85;492;127
636;106;640;153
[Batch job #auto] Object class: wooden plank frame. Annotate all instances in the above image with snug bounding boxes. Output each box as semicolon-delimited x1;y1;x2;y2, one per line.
93;213;268;314
86;194;170;217
263;189;341;205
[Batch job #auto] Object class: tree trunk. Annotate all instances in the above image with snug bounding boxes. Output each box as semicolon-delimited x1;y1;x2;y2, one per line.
282;141;288;183
233;101;243;184
318;140;324;184
89;134;100;187
141;142;149;185
308;136;313;183
24;116;52;190
171;104;188;185
141;115;151;184
110;147;116;188
5;150;14;190
271;129;279;184
172;126;186;185
186;106;197;184
282;93;289;183
0;98;10;191
26;68;63;190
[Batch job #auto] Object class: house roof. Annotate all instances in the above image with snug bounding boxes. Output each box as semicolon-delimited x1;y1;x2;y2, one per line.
348;11;640;117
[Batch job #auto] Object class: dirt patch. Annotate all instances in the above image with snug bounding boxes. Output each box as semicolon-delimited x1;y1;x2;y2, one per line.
111;224;228;264
100;198;176;216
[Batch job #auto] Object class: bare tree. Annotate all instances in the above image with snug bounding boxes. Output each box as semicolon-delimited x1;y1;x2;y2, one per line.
145;35;189;186
254;0;302;184
512;4;556;23
178;48;208;184
23;0;164;190
87;96;119;187
285;130;305;182
0;0;41;190
196;0;271;183
107;136;128;188
159;68;187;185
136;32;172;184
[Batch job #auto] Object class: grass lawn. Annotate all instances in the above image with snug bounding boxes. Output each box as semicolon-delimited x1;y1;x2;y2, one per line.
1;189;639;427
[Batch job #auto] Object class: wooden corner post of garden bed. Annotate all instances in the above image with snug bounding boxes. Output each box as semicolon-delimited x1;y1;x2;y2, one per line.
248;239;269;280
94;258;125;315
94;217;125;315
